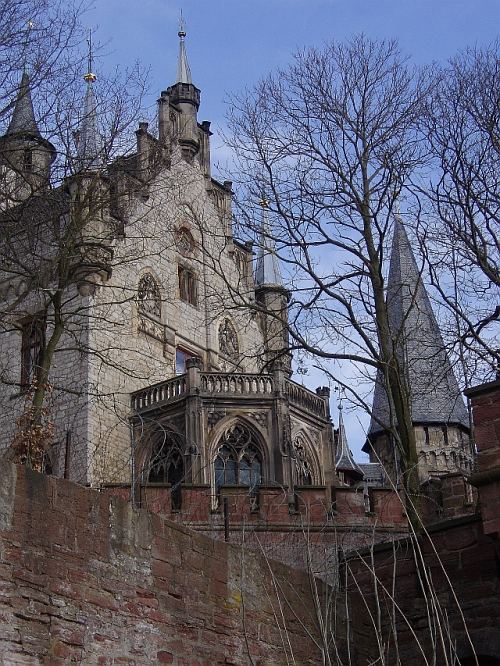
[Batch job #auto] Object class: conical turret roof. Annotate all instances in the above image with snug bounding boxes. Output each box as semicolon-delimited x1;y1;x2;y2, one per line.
367;217;469;440
255;200;284;288
77;73;101;169
6;71;40;137
175;16;192;84
335;408;364;480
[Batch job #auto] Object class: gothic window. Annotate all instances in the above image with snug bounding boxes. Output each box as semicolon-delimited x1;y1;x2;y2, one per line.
137;273;161;320
214;423;262;492
147;435;184;510
292;438;313;486
178;265;197;306
21;315;45;387
176;227;195;257
218;319;239;361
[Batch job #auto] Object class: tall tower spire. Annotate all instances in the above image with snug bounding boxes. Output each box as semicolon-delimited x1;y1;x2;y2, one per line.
176;12;192;84
254;198;291;374
255;198;283;288
364;215;471;481
77;30;101;169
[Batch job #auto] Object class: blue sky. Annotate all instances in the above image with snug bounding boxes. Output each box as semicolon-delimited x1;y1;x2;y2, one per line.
87;0;498;459
88;0;498;136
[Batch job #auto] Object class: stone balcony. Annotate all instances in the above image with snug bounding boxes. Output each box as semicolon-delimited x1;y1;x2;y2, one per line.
130;362;329;421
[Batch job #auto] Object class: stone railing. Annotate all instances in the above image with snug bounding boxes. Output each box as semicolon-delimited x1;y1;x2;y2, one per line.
285;379;328;418
131;375;187;412
200;373;274;396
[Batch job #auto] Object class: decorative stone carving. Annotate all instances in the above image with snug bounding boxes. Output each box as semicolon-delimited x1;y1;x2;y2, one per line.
176;227;195;257
137;273;163;341
207;410;226;429
138;273;161;319
250;411;269;431
218;319;239;361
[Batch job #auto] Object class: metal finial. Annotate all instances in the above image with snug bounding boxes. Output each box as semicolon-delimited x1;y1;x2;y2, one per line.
178;10;186;38
334;385;346;410
259;197;269;208
21;20;34;72
83;28;97;83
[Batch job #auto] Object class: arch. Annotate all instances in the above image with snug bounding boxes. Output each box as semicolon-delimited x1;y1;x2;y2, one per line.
210;417;268;494
291;430;322;485
143;428;185;510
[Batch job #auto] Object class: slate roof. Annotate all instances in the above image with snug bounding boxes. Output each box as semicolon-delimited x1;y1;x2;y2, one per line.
367;218;469;441
255;205;283;288
77;79;101;169
334;409;364;479
6;71;40;137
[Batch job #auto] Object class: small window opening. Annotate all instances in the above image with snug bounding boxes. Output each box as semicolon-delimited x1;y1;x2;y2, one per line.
178;266;197;306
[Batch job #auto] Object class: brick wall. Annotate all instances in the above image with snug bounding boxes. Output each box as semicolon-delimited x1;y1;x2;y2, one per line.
467;378;500;537
0;464;329;665
341;379;500;664
343;514;500;664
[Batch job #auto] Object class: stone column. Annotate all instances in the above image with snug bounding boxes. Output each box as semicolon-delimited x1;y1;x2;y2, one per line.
185;357;203;483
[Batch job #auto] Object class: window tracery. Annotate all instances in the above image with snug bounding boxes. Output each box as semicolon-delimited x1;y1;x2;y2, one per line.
147;434;184;510
218;319;239;361
214;423;262;492
292;438;313;485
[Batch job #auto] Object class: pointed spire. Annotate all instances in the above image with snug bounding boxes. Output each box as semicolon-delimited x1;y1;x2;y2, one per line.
367;215;469;439
255;198;284;288
6;71;40;137
175;12;192;84
77;30;101;169
335;402;364;480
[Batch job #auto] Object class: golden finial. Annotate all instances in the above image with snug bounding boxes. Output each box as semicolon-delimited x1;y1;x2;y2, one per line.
259;197;269;208
83;28;96;82
178;10;186;38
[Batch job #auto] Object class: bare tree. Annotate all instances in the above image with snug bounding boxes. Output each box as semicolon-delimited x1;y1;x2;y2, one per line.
223;35;435;514
418;41;499;376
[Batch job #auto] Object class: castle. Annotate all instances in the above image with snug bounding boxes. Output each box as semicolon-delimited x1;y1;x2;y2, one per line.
0;26;474;557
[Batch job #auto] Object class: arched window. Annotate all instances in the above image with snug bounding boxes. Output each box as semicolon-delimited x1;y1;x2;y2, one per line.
218;319;239;361
214;423;262;492
292;438;313;486
137;273;163;340
147;434;184;510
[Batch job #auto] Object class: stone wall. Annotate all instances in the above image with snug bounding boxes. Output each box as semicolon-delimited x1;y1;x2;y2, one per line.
0;464;329;665
342;379;500;665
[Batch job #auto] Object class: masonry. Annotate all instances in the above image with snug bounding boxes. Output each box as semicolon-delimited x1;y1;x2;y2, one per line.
0;463;330;665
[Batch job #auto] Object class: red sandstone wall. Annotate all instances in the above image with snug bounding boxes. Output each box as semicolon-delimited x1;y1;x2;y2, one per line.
343;515;500;664
0;465;328;665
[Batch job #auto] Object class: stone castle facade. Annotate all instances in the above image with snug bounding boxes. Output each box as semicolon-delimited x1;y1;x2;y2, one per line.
0;26;473;532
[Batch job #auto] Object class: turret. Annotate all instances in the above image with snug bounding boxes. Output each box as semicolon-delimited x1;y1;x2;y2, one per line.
364;216;472;482
255;198;291;375
164;17;201;162
69;48;112;296
0;71;56;207
335;404;364;486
